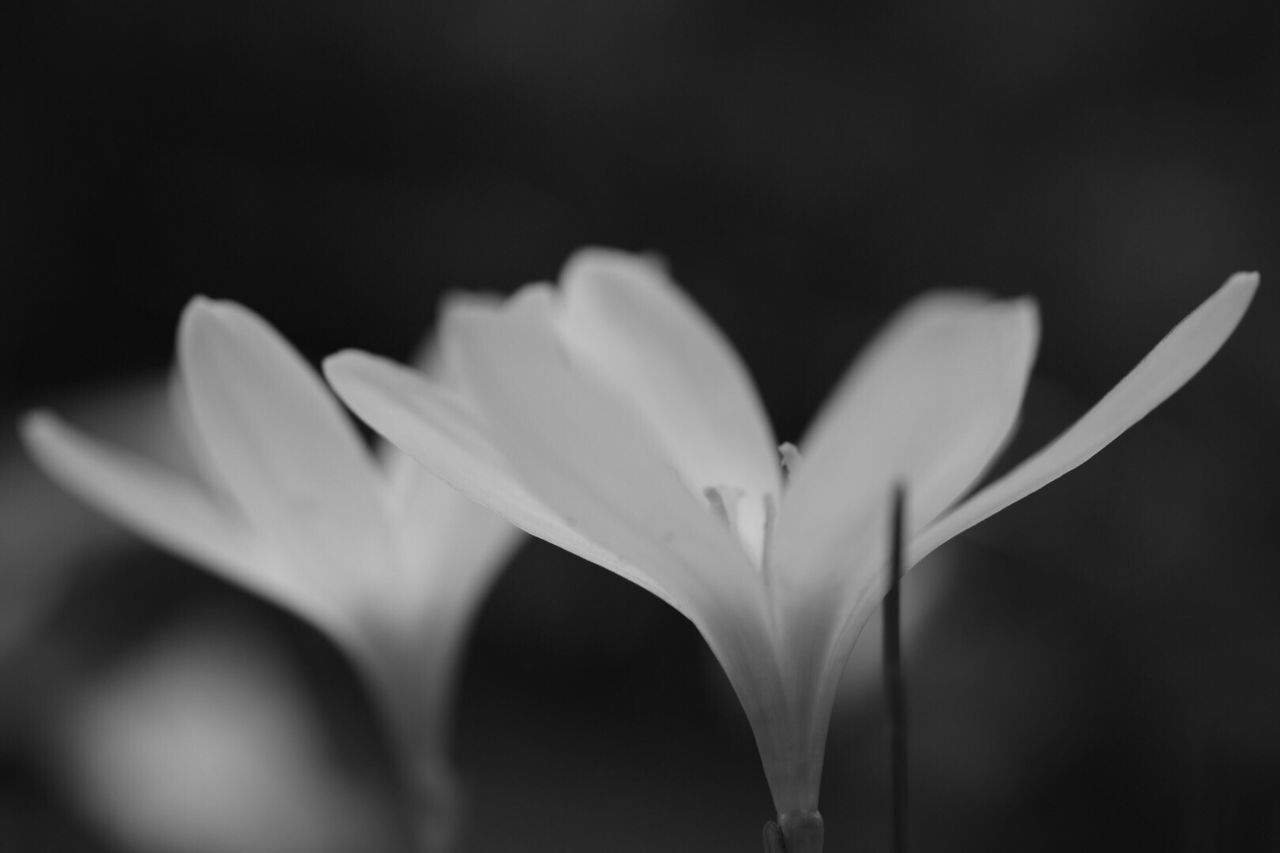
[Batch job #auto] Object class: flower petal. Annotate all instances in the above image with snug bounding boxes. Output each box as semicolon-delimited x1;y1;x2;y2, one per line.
21;411;252;575
355;466;525;759
19;412;345;632
445;283;767;629
556;248;781;498
179;299;393;593
324;349;678;609
913;272;1258;563
443;286;793;807
385;465;522;614
378;386;522;625
773;292;1039;592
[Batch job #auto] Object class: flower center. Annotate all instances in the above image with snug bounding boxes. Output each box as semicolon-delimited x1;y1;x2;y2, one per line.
778;442;801;483
703;484;773;570
701;444;798;572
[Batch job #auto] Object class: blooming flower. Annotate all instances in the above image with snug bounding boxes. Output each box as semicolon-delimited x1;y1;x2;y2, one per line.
323;249;1256;840
22;298;521;853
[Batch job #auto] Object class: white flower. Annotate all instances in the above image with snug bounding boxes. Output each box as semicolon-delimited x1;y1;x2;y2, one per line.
323;249;1256;828
22;298;521;851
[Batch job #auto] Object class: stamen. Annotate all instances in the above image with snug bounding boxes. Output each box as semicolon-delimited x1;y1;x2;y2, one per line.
703;484;770;570
759;494;776;582
778;442;802;482
702;485;740;527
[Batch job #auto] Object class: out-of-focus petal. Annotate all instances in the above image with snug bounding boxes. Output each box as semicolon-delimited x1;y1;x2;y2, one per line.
179;299;393;597
913;272;1258;563
372;298;488;471
63;620;389;853
324;349;676;609
167;370;238;501
557;249;780;498
773;292;1038;594
446;283;767;634
18;412;343;631
384;454;522;619
20;411;249;574
356;463;525;763
387;309;526;603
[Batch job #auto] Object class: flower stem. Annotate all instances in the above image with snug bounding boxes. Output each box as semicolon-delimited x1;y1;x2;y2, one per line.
401;757;463;853
353;626;466;853
763;810;824;853
885;485;908;853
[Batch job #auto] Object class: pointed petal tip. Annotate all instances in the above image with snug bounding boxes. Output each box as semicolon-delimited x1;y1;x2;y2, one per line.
178;294;230;328
911;268;1260;564
178;295;246;353
322;350;421;416
321;349;373;388
18;408;58;447
1198;270;1259;339
561;244;631;272
322;347;361;370
512;280;557;304
439;288;532;341
441;283;556;333
1016;297;1042;361
1000;294;1041;345
1007;292;1040;315
178;297;209;340
179;299;295;378
1225;270;1260;299
561;246;667;289
439;288;505;321
489;282;557;327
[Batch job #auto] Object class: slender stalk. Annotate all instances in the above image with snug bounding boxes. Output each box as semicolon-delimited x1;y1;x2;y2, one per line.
885;485;908;853
356;623;466;853
401;757;463;853
760;486;909;853
763;810;824;853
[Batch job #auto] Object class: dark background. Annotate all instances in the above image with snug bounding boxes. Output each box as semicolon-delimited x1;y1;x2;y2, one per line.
2;0;1278;850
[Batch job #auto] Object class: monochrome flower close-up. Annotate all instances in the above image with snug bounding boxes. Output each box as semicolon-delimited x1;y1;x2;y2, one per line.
21;299;522;853
323;249;1256;848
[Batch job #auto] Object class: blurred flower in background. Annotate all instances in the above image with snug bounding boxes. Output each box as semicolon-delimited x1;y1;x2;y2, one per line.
0;379;185;660
21;299;521;852
57;614;392;853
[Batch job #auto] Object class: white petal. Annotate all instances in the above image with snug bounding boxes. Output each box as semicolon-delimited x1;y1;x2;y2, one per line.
324;349;678;609
556;248;780;498
445;284;766;628
383;448;523;620
753;537;892;814
19;412;345;633
353;467;525;760
773;292;1039;592
179;299;393;597
21;411;251;574
330;337;777;766
448;287;815;809
913;272;1258;563
167;370;239;501
374;292;499;481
